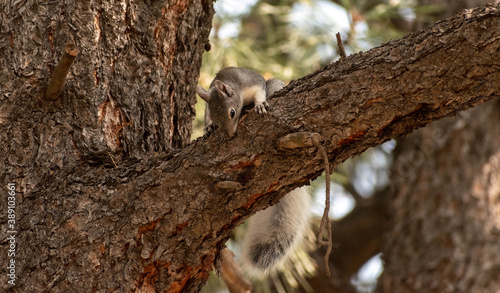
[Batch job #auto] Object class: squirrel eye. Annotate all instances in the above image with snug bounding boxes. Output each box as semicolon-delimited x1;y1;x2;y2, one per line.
229;109;236;119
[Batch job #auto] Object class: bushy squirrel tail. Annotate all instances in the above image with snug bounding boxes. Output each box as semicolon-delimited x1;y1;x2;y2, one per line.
265;78;286;97
241;187;311;277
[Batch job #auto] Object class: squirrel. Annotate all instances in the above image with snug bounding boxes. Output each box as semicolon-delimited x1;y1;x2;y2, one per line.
196;67;284;138
196;67;311;276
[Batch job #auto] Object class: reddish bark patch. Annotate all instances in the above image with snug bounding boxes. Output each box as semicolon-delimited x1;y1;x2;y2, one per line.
137;218;163;242
134;261;168;293
362;96;384;108
240;182;278;209
98;100;133;152
337;130;367;147
168;266;195;293
167;253;214;293
172;220;189;236
172;1;189;15
198;252;215;280
229;154;262;170
99;243;106;254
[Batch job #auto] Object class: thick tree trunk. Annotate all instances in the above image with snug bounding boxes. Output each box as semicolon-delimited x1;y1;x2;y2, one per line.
1;2;499;293
376;1;500;292
0;0;213;161
378;99;500;292
0;0;214;292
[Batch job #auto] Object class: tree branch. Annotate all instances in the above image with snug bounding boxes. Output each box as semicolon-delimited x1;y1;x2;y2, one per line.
45;43;79;100
6;4;500;293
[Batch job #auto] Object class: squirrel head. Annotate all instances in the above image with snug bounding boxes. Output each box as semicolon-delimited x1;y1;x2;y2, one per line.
197;80;243;138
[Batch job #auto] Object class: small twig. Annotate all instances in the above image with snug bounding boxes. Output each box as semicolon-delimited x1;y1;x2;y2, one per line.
108;153;118;168
220;248;252;293
336;32;347;60
45;43;79;100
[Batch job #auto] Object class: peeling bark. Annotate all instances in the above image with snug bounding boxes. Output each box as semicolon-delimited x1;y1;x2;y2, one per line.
0;2;499;292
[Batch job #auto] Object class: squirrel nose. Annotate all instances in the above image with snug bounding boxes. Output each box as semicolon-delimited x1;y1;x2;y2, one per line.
226;129;236;139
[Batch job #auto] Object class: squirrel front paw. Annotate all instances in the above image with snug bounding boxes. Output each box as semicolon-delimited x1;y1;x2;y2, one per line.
203;123;218;136
255;101;270;115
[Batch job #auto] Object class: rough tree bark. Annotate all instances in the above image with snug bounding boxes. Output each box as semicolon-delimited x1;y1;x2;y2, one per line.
378;99;500;292
1;2;499;293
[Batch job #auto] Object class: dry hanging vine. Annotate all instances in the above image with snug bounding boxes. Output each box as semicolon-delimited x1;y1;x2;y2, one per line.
277;132;333;277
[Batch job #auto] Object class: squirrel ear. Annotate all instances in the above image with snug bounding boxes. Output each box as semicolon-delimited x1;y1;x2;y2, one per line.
196;85;210;102
214;80;233;98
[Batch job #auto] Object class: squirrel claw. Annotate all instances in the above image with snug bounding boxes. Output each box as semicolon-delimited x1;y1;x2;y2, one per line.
255;101;270;115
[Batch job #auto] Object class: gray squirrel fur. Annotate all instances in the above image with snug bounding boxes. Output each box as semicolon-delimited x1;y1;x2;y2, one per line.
242;187;310;276
196;67;311;276
196;67;284;138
